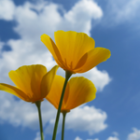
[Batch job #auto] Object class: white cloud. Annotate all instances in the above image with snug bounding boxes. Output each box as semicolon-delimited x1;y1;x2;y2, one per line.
114;0;140;22
77;67;111;91
57;67;111;91
45;105;107;135
75;137;99;140
0;91;107;135
0;92;57;129
104;0;140;26
34;132;41;140
13;0;103;41
14;1;61;41
66;106;107;135
86;138;99;140
106;132;119;140
0;0;110;90
0;41;4;57
127;128;140;140
112;132;119;137
75;136;83;140
106;136;119;140
0;0;15;20
59;0;103;35
0;0;110;135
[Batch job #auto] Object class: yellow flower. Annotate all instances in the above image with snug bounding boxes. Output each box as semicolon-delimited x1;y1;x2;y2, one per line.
46;75;96;112
0;64;58;103
41;30;111;73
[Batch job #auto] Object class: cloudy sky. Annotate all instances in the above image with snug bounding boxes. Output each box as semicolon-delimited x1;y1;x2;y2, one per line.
0;0;140;140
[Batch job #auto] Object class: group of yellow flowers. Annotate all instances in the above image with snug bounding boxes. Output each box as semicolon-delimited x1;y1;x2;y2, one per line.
0;30;111;140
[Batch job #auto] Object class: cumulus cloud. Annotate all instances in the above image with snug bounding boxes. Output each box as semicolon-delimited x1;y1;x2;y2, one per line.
66;106;107;135
106;132;119;140
13;0;103;41
112;132;119;137
0;0;110;89
127;128;140;140
0;0;15;20
106;136;119;140
103;0;140;26
112;0;140;22
86;138;99;140
0;0;110;135
0;91;107;134
57;67;111;91
75;136;83;140
0;41;4;57
75;137;99;140
45;105;107;135
58;0;103;35
0;92;56;129
34;132;41;140
77;67;111;91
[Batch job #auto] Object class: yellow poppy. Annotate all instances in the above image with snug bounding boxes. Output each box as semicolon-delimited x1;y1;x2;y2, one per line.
46;75;96;112
41;30;111;73
0;64;59;103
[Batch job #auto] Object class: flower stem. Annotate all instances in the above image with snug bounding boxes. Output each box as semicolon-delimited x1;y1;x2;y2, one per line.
35;101;44;140
61;112;67;140
52;71;72;140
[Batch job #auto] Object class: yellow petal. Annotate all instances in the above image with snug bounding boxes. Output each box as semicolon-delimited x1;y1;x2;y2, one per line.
46;75;64;109
46;75;70;110
65;77;96;110
41;65;59;98
0;83;29;101
9;64;47;99
76;47;111;73
41;34;65;69
31;65;48;102
54;30;95;69
74;53;88;71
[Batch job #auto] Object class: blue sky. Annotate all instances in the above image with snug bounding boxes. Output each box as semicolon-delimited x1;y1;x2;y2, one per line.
0;0;140;140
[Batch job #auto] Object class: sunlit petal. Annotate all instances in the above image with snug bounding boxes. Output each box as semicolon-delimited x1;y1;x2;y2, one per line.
41;65;59;98
76;47;111;73
41;34;65;69
46;75;64;109
65;77;96;110
9;65;47;99
46;75;70;110
54;30;95;69
46;76;96;112
31;65;48;102
41;31;110;73
9;66;33;97
0;83;29;101
1;64;58;103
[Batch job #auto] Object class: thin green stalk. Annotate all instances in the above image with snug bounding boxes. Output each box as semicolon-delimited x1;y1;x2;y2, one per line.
61;112;67;140
35;101;44;140
52;71;72;140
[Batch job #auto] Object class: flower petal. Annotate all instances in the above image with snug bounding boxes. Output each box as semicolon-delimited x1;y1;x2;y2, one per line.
41;34;65;69
54;30;95;69
9;65;47;99
41;65;59;98
46;75;70;110
65;77;96;110
31;65;48;102
46;75;64;109
76;47;111;73
0;83;29;101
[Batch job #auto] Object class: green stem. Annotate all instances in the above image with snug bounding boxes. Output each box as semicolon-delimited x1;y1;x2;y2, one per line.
35;101;44;140
61;112;67;140
52;71;72;140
